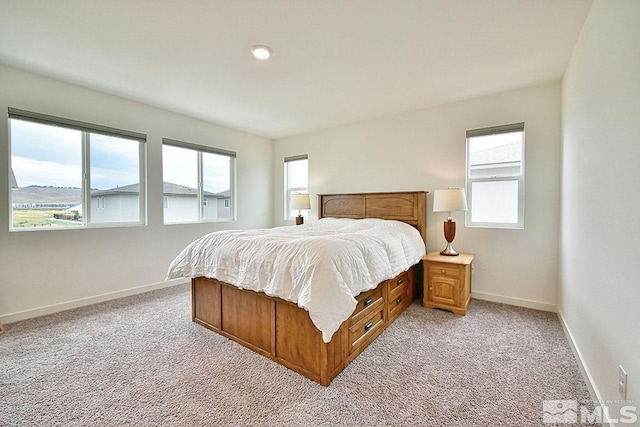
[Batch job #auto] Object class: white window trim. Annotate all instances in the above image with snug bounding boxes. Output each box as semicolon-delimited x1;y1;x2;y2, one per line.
465;123;525;229
162;138;236;224
284;155;309;221
8;108;147;231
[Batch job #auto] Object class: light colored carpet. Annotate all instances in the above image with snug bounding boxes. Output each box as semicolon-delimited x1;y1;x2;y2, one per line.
1;283;594;426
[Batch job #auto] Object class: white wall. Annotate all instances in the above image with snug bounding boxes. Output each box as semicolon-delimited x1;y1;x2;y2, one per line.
0;65;273;322
274;81;562;311
560;0;640;420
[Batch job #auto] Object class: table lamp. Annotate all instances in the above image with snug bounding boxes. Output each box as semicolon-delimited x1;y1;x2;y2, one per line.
290;193;310;225
433;188;468;256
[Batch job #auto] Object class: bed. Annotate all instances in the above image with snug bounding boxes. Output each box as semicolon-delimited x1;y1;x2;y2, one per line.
167;191;427;386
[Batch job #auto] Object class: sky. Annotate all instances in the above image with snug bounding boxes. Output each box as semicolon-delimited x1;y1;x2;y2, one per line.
10;119;138;190
467;131;523;154
162;145;231;193
10;119;231;193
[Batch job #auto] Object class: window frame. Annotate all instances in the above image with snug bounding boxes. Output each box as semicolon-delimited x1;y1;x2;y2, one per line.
284;154;309;221
162;138;236;224
8;108;147;231
465;122;525;229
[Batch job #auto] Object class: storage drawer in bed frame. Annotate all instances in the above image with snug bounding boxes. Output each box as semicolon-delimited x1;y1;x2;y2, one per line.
191;266;418;386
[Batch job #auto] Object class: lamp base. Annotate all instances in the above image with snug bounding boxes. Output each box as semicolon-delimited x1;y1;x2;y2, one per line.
295;215;304;225
441;219;459;256
440;242;460;256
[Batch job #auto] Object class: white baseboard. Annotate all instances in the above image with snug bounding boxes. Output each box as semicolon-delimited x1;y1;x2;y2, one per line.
556;308;609;425
0;278;189;325
472;290;557;312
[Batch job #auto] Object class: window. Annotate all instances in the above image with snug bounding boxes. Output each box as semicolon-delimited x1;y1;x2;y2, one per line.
162;138;235;223
284;155;308;220
9;108;146;230
466;123;524;229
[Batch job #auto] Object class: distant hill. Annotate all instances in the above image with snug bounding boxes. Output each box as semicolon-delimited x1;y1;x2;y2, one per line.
12;186;82;204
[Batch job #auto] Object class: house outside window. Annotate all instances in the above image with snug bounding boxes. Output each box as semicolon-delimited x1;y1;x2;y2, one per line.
8;108;146;230
162;138;235;224
466;122;524;229
284;155;308;220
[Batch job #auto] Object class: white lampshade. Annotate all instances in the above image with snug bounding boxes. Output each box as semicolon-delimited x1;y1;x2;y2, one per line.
433;188;468;213
290;193;311;210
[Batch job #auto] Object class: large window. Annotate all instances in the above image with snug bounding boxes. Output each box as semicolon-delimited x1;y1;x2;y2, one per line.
9;108;146;230
162;138;235;223
284;155;308;220
466;123;524;229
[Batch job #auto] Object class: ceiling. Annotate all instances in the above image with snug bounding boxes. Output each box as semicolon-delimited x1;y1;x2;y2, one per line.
0;0;593;139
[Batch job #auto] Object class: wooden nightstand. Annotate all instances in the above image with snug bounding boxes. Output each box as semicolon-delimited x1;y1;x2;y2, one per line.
423;252;475;315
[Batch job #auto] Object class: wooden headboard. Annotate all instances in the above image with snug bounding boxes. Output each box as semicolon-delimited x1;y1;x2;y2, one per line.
318;191;427;243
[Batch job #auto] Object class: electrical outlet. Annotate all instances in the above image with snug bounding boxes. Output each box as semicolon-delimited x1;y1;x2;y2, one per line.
619;365;627;399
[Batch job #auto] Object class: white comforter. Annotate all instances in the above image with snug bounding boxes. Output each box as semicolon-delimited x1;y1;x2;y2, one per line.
166;218;426;342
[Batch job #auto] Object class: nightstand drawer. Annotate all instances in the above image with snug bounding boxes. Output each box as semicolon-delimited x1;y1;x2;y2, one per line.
428;263;461;278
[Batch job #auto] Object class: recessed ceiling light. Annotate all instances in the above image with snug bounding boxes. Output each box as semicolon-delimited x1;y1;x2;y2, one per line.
250;45;272;60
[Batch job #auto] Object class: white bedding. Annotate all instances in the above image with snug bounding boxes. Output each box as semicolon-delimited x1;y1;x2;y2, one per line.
166;218;426;342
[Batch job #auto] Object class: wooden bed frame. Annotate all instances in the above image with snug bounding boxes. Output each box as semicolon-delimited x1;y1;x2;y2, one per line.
191;191;427;386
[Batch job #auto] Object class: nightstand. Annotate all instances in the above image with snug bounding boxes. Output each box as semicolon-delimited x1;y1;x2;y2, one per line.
422;252;475;315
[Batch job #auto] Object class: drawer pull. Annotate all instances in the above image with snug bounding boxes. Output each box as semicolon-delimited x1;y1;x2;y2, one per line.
397;278;404;285
364;321;374;332
441;269;446;274
363;297;373;307
396;297;403;305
